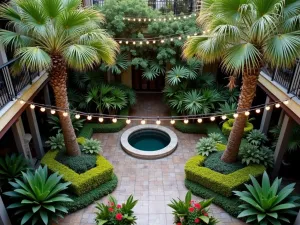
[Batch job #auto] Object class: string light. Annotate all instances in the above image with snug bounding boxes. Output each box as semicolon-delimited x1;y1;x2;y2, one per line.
112;118;117;123
30;104;35;109
245;111;250;116
126;119;131;124
87;115;92;120
210;116;215;121
141;119;146;125
63;112;68;117
184;118;189;124
156;118;161;125
51;109;56;115
20;100;25;105
99;117;104;123
275;103;280;108
170;119;175;124
233;113;238;118
256;109;261;113
197;118;202;123
265;106;271;110
221;115;227;120
284;100;289;105
123;13;197;22
75;114;80;119
40;107;46;112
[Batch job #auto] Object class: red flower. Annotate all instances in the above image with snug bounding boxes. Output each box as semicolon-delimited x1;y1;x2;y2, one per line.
108;207;114;212
116;213;123;221
194;203;201;210
110;202;114;207
194;218;200;223
117;204;122;209
177;223;182;225
189;207;195;212
204;212;209;217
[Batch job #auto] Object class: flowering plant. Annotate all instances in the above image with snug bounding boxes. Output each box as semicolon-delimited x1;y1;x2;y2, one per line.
95;195;138;225
168;191;218;225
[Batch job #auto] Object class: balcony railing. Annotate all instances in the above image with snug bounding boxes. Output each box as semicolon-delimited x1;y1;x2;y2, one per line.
0;58;40;110
262;59;300;99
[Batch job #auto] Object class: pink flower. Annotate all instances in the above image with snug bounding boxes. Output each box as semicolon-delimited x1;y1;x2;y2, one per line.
117;204;122;209
194;218;200;223
116;213;123;221
190;200;195;205
194;203;201;210
189;207;194;212
202;210;208;216
108;207;114;212
110;202;114;207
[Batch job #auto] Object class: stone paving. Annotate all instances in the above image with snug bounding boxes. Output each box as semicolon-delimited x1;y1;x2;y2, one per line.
57;94;247;225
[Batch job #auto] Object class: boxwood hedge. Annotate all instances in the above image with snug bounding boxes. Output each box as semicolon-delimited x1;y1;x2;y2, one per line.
222;119;253;137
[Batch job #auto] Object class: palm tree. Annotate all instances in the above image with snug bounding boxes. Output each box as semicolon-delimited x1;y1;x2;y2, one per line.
0;0;118;156
183;0;300;163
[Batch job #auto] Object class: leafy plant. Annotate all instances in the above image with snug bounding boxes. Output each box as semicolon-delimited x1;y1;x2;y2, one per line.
95;195;138;225
222;88;240;104
208;132;223;144
47;114;85;134
239;143;274;168
166;66;197;86
0;154;31;185
246;129;268;147
101;53;130;75
196;138;217;157
45;133;65;151
4;166;72;225
218;102;237;119
234;172;300;225
82;138;102;155
168;191;218;225
270;125;300;152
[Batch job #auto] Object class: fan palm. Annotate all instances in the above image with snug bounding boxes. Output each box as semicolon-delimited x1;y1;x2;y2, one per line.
0;0;118;156
183;0;300;163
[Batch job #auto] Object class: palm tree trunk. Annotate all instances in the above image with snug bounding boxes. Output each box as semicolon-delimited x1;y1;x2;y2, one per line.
49;55;80;156
221;70;260;163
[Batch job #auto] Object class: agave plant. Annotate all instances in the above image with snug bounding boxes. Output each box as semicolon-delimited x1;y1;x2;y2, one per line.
246;129;268;147
4;166;72;225
234;172;300;225
0;154;31;185
196;138;217;157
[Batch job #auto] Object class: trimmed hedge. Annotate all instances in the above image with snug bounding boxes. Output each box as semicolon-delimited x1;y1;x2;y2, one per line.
79;108;129;138
65;174;118;213
185;179;242;218
41;151;114;196
185;153;265;197
222;119;253;137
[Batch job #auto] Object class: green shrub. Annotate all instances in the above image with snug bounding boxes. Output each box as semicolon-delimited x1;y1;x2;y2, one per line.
239;143;274;168
82;138;102;155
48;114;85;134
41;151;114;196
234;172;300;225
204;151;244;174
185;155;265;197
196;137;217;156
246;129;268;146
55;151;97;174
45;133;64;151
222;119;253;137
208;132;223;143
76;137;86;145
4;166;72;225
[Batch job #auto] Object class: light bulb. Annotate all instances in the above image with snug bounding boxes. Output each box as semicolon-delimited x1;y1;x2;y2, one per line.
194;33;197;36
255;109;261;113
245;111;250;116
174;17;177;20
123;17;125;20
183;16;186;19
30;104;35;109
233;113;238;118
153;40;156;44
275;103;280;108
119;41;122;44
63;112;68;117
187;35;190;38
126;119;131;124
146;41;149;44
159;18;161;21
161;39;165;43
99;117;104;123
189;15;192;18
148;19;151;21
75;114;80;119
50;110;56;115
178;37;182;40
163;18;166;21
170;38;173;41
144;18;146;22
207;29;210;32
126;41;129;44
210;116;215;121
265;106;271;111
170;119;175;124
128;18;130;21
284;100;289;105
133;18;136;21
221;115;227;120
203;31;206;34
139;41;143;45
138;18;141;22
19;100;25;105
87;115;92;120
141;119;146;125
156;119;161;125
178;17;181;19
169;18;171;20
154;19;156;21
40;107;46;112
133;41;136;45
112;118;117;123
184;119;189;124
197;118;202;123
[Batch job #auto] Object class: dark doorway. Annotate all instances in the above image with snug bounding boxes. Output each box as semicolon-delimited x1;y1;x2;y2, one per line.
132;67;165;91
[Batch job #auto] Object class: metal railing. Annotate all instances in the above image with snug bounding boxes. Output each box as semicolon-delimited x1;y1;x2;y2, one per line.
0;58;40;110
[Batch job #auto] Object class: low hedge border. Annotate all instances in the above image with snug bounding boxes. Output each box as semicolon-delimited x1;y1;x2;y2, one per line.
184;152;265;197
79;108;129;138
41;150;114;196
185;179;242;218
65;174;118;213
222;119;253;137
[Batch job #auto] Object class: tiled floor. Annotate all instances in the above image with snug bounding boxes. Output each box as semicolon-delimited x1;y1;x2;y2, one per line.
57;94;247;225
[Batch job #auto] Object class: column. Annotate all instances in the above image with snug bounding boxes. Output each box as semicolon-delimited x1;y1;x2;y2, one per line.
11;119;27;157
0;196;11;225
272;115;293;177
43;84;51;117
278;110;285;126
83;0;93;6
294;211;300;225
26;107;45;159
259;96;273;134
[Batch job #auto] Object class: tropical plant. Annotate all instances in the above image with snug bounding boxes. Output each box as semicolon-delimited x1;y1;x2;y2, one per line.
4;166;72;225
183;0;300;163
101;53;130;75
168;191;218;225
45;133;65;151
246;129;268;147
114;83;137;106
234;172;300;225
239;143;274;168
95;195;138;225
0;0;118;156
47;114;85;134
166;66;197;86
0;154;31;185
222;88;240;104
82;138;102;155
208;132;223;144
218;102;237;119
196;138;217;157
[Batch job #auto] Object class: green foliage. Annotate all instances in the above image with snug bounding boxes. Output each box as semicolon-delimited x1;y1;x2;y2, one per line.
185;154;265;197
222;119;253;137
204;151;244;175
168;191;218;225
47;114;85;134
100;53;130;75
234;172;300;225
218;102;237;119
166;66;197;85
208;132;223;144
95;195;138;225
0;154;31;185
196;138;217;157
55;151;97;174
41;151;114;196
82;138;102;155
76;137;87;145
45;133;64;151
222;88;240;104
239;143;274;168
246;129;268;147
114;83;136;106
4;166;72;225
